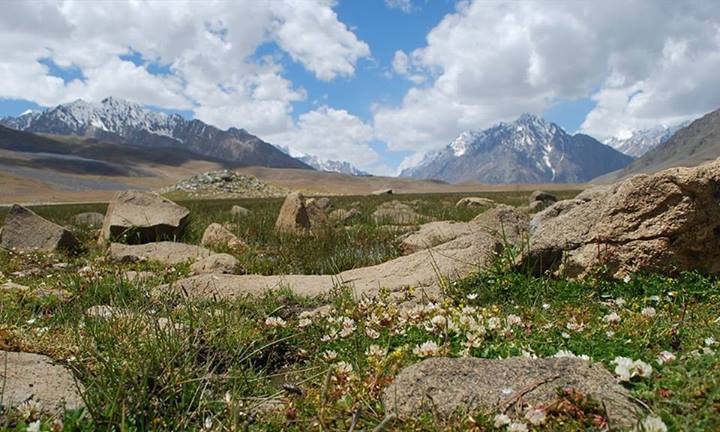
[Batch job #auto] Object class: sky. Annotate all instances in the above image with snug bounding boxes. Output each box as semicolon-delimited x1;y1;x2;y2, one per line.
1;0;719;175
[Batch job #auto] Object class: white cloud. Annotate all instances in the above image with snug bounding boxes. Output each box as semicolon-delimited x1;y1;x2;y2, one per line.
385;0;413;14
374;0;720;159
0;0;370;138
266;106;379;171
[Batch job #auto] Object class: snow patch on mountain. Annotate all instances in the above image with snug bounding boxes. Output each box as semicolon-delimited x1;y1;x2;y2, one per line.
604;122;689;157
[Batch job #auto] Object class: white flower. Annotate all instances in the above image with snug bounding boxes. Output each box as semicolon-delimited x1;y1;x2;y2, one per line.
614;298;627;307
507;314;523;326
554;350;590;361
566;319;585;331
298;318;312;328
641;307;657;318
26;421;41;432
366;344;387;358
635;415;667;432
335;361;353;374
613;357;652;381
524;406;547;425
339;317;356;338
705;337;717;346
623;274;632;283
634;360;653;378
365;327;380;339
203;417;213;430
322;350;338;361
493;413;511;427
508;422;529;432
26;318;36;325
561;332;571;339
603;312;621;324
429;314;448;331
606;330;616;337
656;351;676;365
265;316;287;328
466;293;478;300
413;340;440;358
487;317;501;330
542;303;550;310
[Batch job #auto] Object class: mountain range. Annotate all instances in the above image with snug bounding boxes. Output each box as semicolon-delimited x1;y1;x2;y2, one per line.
297;154;370;176
604;122;690;157
401;113;634;184
0;97;311;170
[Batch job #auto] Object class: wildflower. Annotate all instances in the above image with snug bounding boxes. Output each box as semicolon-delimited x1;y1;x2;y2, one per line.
26;421;41;432
705;337;717;346
493;413;511;427
614;298;627;307
203;417;213;430
323;350;338;361
566;319;585;331
561;332;571;339
487;317;501;330
524;406;547;425
466;293;478;300
365;327;380;339
265;316;287;328
542;303;550;310
339;317;356;338
623;274;631;283
641;307;657;318
603;312;621;324
508;422;529;432
429;314;448;331
656;351;676;365
298;318;312;328
613;357;653;381
606;330;616;337
366;344;387;358
26;318;36;325
413;340;440;358
554;350;589;361
634;360;653;378
335;361;353;374
635;415;667;432
507;314;523;326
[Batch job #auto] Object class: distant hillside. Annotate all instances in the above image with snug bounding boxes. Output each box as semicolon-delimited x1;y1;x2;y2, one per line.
401;113;633;184
594;109;720;183
0;97;312;170
604;122;689;157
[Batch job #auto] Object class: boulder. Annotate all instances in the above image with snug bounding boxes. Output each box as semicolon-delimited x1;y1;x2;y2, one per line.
372;201;425;225
529;190;558;207
71;212;105;228
200;223;245;249
108;242;212;265
305;199;329;227
519;160;720;278
471;204;529;245
329;208;360;224
315;197;332;210
399;221;473;254
383;356;639;428
1;205;79;253
190;253;239;274
372;188;393;195
0;350;85;416
100;190;190;244
275;192;311;233
456;197;496;209
230;205;250;218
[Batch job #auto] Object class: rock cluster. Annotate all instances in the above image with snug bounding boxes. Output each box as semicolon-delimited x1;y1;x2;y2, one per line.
160;169;288;198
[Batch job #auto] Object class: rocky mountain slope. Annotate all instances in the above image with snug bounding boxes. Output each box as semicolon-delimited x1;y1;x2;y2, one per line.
401;114;633;184
0;97;311;170
595;108;720;183
604;122;689;157
297;154;370;176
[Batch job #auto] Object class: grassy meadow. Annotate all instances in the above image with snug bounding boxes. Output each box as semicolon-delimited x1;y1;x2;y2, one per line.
0;190;718;431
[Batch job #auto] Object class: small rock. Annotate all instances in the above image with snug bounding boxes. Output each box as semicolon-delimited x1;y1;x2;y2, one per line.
1;204;79;253
190;253;239;274
372;188;393;195
372;201;425;225
230;205;250;218
305;199;329;227
86;305;134;319
399;221;472;254
456;197;496;208
100;190;190;244
529;190;558;206
329;208;360;224
71;212;105;228
123;270;155;283
201;223;245;249
275;192;311;233
1;281;30;291
0;350;85;416
315;197;332;210
108;242;212;265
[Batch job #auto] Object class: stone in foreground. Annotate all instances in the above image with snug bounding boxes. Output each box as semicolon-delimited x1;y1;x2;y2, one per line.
190;253;239;274
275;192;311;233
201;223;245;249
0;350;85;416
399;221;472;254
519;159;720;278
1;204;79;253
100;190;190;243
383;356;639;428
109;242;212;265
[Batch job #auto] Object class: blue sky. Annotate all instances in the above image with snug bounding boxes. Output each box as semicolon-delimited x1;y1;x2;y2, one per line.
1;0;717;174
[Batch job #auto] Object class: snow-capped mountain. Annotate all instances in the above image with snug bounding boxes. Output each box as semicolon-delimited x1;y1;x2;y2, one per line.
0;97;311;169
400;113;634;184
604;122;690;157
297;154;370;176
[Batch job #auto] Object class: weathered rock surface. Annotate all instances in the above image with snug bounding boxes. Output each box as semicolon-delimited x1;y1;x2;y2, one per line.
529;190;558;207
100;190;190;243
471;204;530;245
201;223;245;249
372;201;425;225
86;305;134;319
123;270;155;283
1;204;79;253
383;356;639;428
109;242;211;265
456;197;496;209
190;253;239;274
399;221;473;254
1;281;30;291
329;208;360;224
372;188;393;195
0;350;85;416
520;160;720;278
275;192;311;233
305;199;329;227
71;212;105;228
315;197;332;210
156;207;528;302
230;205;250;218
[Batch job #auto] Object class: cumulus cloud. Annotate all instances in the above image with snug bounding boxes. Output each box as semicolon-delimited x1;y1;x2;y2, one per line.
373;0;720;163
0;0;370;138
266;106;379;171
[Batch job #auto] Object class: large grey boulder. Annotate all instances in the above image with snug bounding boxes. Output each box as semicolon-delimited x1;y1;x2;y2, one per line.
399;221;473;254
383;357;639;428
108;242;211;265
71;212;105;228
100;190;190;244
275;192;311;233
1;205;79;253
0;350;85;416
520;159;720;278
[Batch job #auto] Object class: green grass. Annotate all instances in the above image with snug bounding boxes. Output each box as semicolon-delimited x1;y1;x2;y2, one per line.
1;191;717;431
